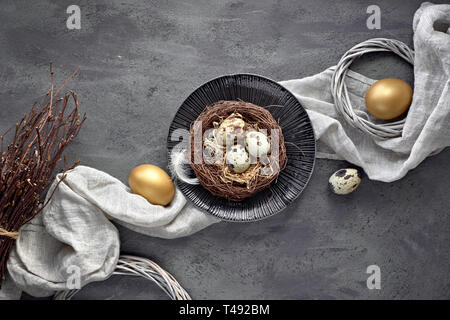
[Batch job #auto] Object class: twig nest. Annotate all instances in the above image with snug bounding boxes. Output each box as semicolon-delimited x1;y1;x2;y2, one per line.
226;145;250;173
246;131;270;158
218;115;246;145
329;168;361;195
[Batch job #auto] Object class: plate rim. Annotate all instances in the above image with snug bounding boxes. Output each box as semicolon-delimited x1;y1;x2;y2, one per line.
166;73;317;222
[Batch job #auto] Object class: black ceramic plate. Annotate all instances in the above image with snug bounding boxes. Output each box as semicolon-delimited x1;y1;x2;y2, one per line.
167;74;315;222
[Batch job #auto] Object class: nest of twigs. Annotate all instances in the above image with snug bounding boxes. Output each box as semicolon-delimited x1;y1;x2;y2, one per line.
0;66;85;287
190;100;286;201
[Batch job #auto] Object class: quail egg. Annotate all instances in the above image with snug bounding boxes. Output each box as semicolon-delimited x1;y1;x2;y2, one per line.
246;131;270;158
329;168;361;195
226;144;250;173
218;116;246;146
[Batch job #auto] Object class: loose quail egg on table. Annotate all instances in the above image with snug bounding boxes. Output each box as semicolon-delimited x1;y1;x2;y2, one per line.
226;144;250;173
246;131;270;158
329;168;361;195
218;116;246;146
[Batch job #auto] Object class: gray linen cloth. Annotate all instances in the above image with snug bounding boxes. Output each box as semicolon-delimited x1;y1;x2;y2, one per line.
1;2;449;299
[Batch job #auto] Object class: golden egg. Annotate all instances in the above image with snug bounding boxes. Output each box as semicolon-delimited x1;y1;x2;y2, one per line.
128;164;175;206
365;78;413;120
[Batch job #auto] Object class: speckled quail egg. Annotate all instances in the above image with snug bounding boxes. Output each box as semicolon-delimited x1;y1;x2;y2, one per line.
218;116;246;146
226;144;250;173
329;168;361;195
246;131;270;158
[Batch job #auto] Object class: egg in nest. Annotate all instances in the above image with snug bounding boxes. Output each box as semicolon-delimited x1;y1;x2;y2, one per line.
218;116;246;146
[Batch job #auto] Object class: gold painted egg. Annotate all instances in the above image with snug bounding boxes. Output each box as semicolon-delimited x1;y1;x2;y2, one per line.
365;78;413;120
128;164;175;206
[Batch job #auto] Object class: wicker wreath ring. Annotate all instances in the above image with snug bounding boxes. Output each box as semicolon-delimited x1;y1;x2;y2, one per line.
331;38;414;139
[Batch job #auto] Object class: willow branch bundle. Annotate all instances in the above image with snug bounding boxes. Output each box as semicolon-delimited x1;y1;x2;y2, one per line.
190;101;286;201
0;66;85;287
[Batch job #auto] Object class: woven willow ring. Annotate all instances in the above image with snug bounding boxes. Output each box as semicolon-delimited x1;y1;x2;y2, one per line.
331;38;414;139
54;255;191;300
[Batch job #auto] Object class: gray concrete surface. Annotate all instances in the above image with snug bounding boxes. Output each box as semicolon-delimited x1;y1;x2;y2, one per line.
1;0;449;299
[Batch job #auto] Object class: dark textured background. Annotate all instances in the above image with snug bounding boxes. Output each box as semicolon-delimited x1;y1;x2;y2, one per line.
1;0;449;299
